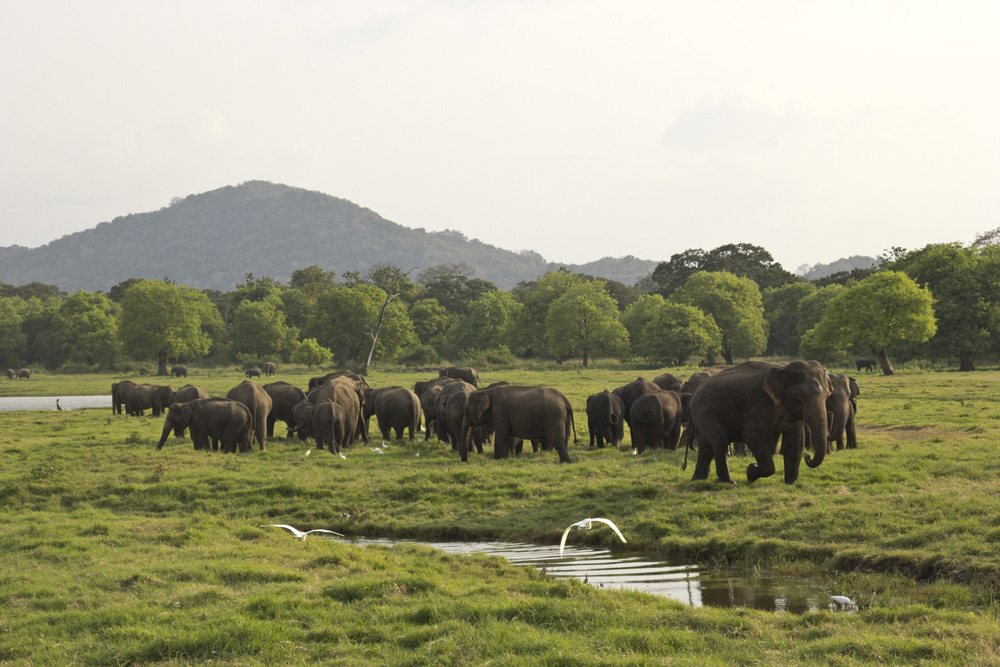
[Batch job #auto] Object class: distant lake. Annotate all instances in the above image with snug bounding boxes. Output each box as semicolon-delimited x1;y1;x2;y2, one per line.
0;395;112;412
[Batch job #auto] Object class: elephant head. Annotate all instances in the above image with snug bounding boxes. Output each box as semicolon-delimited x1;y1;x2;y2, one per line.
157;403;194;450
762;360;832;469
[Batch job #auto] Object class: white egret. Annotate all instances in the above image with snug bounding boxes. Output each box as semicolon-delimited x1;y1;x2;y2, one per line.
260;524;344;541
830;595;856;607
560;518;627;556
370;447;384;455
305;449;311;457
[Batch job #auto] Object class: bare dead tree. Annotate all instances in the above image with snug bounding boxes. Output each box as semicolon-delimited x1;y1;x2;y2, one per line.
362;267;418;375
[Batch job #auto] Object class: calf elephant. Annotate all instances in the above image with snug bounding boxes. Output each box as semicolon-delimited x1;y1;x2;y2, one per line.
111;380;138;415
462;385;575;463
157;398;252;453
262;361;277;377
170;384;209;437
125;384;175;417
170;365;188;378
264;381;307;438
629;390;689;453
245;367;262;378
312;400;348;455
688;360;831;485
226;380;273;451
586;390;625;449
364;386;423;441
827;373;860;451
439;366;481;387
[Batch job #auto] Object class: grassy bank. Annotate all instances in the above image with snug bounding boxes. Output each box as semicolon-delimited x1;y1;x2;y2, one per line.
3;368;1000;664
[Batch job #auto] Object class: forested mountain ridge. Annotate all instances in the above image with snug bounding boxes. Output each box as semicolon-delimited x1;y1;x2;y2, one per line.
0;181;658;291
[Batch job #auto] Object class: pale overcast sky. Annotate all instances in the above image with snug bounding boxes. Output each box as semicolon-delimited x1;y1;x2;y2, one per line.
1;1;998;272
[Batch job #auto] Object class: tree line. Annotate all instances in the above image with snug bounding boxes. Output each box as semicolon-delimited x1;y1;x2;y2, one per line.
4;238;997;376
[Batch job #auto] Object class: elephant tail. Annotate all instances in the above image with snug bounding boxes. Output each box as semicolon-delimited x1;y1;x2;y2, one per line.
569;405;578;445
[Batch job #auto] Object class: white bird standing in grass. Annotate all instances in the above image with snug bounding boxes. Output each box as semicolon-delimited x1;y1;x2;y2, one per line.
830;595;856;607
260;524;344;541
560;518;627;556
370;447;383;455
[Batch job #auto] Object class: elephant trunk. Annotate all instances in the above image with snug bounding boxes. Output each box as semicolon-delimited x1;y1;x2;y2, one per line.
459;418;471;462
803;403;828;469
156;420;173;450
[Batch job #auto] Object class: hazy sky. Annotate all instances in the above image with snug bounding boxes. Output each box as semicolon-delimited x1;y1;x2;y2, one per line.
2;1;998;272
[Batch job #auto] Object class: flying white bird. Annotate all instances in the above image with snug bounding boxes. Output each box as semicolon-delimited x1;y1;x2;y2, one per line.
260;524;344;541
560;518;627;556
370;447;383;455
830;595;856;607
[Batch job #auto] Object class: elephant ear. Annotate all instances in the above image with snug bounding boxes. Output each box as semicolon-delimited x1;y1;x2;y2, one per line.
848;377;860;398
762;368;786;406
469;391;491;421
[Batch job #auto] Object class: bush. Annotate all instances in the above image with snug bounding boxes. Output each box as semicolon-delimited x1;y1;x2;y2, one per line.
398;344;440;367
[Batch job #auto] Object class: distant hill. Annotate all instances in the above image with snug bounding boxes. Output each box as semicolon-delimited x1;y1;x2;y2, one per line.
0;181;659;291
795;255;880;281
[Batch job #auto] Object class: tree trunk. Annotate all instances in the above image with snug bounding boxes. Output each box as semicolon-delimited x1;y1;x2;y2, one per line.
960;357;975;372
582;348;589;368
156;351;168;376
874;347;894;376
721;346;734;365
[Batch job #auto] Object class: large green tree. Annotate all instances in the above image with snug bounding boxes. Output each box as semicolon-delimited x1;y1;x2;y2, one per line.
509;269;581;358
807;271;936;375
762;282;816;356
651;243;796;297
0;297;28;369
417;263;496;315
118;280;219;374
308;284;417;366
48;291;120;369
545;281;629;367
895;243;1000;371
620;294;667;358
446;290;521;356
231;296;299;363
672;271;768;364
639;301;721;366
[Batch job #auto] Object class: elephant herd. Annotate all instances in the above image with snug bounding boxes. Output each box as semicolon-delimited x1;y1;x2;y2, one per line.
5;369;30;379
109;360;860;486
584;362;861;485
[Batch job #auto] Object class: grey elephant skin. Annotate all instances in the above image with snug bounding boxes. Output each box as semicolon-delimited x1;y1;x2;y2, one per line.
125;384;175;417
434;382;478;449
678;367;730;452
5;369;14;379
688;360;831;484
651;373;684;392
171;384;209;437
826;373;859;451
170;365;188;378
15;368;30;379
415;376;459;435
261;361;277;377
363;386;423;441
311;400;348;455
438;366;481;387
157;398;252;453
311;377;367;446
226;380;273;451
263;381;307;438
111;380;138;415
586;390;625;449
308;371;368;391
629;390;689;453
612;378;662;427
856;357;876;373
462;385;575;463
245;367;262;378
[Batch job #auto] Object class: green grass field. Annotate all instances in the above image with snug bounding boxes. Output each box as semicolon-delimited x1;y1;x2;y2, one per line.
3;365;1000;665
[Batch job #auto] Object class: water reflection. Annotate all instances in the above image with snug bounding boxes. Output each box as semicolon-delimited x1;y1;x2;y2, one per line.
0;395;112;412
350;537;830;612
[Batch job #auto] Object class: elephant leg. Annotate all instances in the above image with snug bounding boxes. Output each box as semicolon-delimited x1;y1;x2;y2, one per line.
846;413;858;449
494;425;510;459
665;423;681;451
548;425;572;464
746;444;777;483
691;442;715;480
780;432;803;484
713;446;736;484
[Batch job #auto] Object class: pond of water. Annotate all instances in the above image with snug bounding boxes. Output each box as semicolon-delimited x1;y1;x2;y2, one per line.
350;537;837;613
0;395;112;412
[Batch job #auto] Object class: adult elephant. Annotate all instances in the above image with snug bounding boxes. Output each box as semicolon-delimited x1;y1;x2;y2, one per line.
856;357;876;373
311;400;348;455
111;380;138;415
586;390;625;449
652;373;684;392
125;384;175;417
827;373;860;451
309;371;368;391
263;381;307;438
612;378;662;427
311;377;366;446
16;368;30;379
434;382;478;449
262;361;277;377
415;376;459;434
678;366;731;452
364;386;422;441
157;398;252;453
170;384;209;437
226;380;273;451
462;384;576;463
245;367;262;379
688;360;832;485
439;366;481;387
170;365;188;378
5;369;13;379
629;390;689;453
